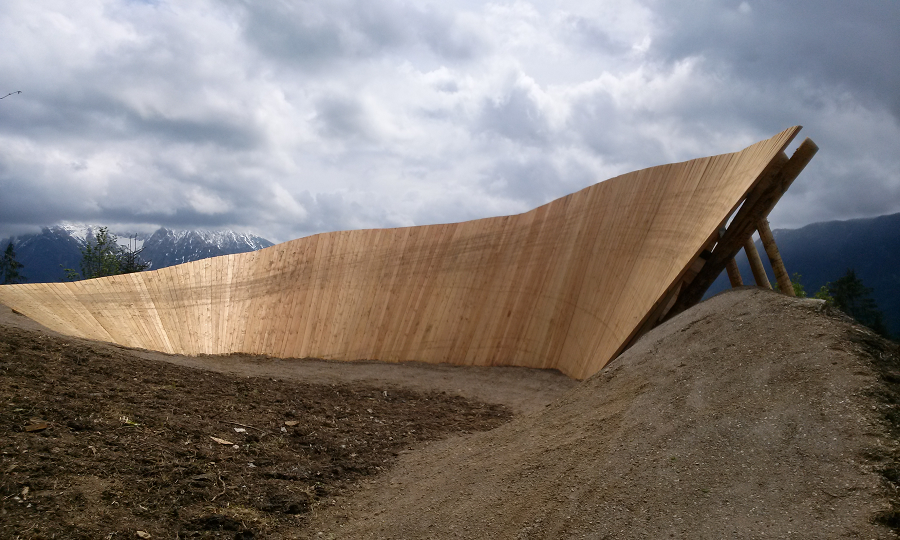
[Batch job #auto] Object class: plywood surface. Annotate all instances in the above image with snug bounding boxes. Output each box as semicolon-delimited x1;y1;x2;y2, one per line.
0;127;802;379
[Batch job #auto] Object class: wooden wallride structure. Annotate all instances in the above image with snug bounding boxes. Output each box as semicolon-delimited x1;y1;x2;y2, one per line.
0;127;816;379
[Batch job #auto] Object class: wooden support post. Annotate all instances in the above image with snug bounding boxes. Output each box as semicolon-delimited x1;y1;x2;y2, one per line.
744;237;771;289
725;258;743;287
757;218;794;296
665;137;818;318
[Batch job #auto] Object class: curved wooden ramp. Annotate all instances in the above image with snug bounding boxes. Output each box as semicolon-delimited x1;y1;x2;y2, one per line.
0;127;814;379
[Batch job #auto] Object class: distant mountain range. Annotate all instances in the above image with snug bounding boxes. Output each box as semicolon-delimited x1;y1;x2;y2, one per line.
706;212;899;337
1;224;274;283
139;228;273;268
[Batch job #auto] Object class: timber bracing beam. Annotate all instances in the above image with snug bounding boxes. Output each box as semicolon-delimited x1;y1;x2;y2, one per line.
744;237;772;289
725;257;743;287
665;137;818;319
758;218;794;296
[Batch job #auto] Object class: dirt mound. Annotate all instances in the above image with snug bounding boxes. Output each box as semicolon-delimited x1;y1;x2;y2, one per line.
305;288;900;539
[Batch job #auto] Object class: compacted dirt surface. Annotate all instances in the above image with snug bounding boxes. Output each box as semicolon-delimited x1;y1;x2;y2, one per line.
2;287;900;539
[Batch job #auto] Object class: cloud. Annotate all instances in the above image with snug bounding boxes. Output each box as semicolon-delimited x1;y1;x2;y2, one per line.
483;153;596;209
313;94;376;141
235;0;485;69
478;77;552;146
0;0;897;246
559;13;632;55
645;0;900;120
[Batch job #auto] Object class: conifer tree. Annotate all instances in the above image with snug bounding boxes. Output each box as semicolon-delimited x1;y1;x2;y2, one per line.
64;227;150;280
0;241;26;284
827;269;889;337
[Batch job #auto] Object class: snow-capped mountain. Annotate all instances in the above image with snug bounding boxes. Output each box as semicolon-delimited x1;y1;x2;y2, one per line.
141;228;273;268
1;225;86;283
55;223;150;250
1;225;274;283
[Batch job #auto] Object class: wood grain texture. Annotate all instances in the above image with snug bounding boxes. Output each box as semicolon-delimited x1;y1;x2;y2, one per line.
758;218;794;296
0;127;805;379
668;138;818;317
726;258;744;288
744;238;772;289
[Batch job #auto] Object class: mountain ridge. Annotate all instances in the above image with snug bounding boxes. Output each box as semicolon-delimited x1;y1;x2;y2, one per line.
1;224;274;283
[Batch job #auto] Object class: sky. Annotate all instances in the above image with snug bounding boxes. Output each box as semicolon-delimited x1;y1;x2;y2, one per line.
1;0;898;244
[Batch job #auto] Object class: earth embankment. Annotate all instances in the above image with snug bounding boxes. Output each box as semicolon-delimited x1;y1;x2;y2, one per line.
305;288;900;539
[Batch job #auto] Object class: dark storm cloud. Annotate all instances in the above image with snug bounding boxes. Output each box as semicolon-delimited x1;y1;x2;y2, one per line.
645;0;900;120
0;46;262;153
14;94;261;150
0;172;94;230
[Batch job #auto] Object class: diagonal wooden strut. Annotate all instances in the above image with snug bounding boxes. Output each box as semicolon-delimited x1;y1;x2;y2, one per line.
664;137;818;319
725;257;743;287
744;237;772;289
757;218;794;296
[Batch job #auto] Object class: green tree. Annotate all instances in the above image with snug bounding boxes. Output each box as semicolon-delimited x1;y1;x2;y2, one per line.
64;227;150;280
773;272;807;298
80;227;123;279
813;285;833;304
117;234;150;274
0;241;26;284
826;269;889;337
789;272;806;298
